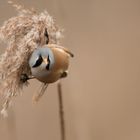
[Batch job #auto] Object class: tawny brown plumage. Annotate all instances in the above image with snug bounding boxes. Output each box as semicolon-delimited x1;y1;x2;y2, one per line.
42;46;69;83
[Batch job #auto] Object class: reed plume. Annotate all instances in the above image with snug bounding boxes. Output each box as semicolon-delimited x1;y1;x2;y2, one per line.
0;1;62;116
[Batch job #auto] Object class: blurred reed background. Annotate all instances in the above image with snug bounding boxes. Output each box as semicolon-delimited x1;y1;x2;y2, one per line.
0;0;140;140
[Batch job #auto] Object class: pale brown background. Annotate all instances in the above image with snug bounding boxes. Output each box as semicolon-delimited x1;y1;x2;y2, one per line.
0;0;140;140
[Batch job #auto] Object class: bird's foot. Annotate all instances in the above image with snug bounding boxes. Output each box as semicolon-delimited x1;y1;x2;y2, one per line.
20;73;35;83
60;71;68;78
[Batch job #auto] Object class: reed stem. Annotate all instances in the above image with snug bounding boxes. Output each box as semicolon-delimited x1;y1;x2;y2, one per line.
57;82;66;140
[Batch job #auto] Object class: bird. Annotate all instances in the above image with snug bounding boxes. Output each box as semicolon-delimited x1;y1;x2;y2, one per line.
29;44;73;83
28;44;74;102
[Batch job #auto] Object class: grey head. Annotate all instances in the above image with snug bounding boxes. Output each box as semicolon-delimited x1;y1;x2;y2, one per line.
29;47;55;70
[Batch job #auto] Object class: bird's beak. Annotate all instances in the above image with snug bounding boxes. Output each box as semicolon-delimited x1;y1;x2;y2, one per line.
43;57;48;65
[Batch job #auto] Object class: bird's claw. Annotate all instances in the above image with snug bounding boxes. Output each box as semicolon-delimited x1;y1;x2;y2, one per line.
20;73;35;83
60;71;68;78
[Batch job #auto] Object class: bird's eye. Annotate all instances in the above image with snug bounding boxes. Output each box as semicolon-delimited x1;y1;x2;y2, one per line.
44;28;49;44
32;55;43;67
46;55;50;70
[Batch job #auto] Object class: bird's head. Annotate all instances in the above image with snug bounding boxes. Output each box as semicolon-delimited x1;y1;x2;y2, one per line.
29;47;55;72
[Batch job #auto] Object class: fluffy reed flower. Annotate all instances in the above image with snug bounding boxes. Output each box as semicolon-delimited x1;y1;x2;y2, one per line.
0;1;62;116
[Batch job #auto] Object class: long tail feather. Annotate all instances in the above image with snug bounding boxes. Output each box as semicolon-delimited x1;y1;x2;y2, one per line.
32;83;48;103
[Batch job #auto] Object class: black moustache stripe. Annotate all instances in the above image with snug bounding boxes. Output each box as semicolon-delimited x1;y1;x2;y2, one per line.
32;55;43;67
46;55;50;70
